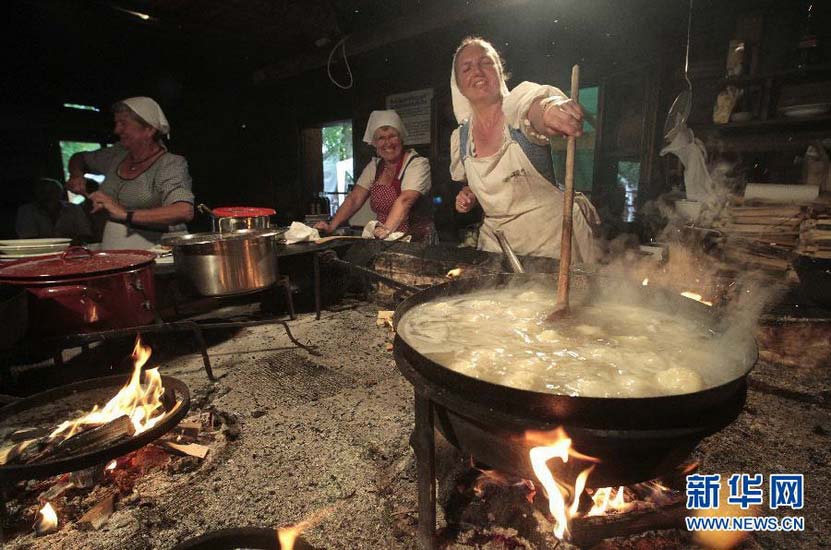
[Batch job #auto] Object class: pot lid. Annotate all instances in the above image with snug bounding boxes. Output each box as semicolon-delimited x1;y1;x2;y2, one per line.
163;228;283;247
213;207;276;218
0;247;156;281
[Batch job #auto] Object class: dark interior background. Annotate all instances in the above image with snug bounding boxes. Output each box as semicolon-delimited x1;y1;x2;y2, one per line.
1;0;828;239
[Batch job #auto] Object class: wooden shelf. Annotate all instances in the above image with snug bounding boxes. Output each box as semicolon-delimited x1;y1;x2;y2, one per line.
719;65;831;86
696;115;831;133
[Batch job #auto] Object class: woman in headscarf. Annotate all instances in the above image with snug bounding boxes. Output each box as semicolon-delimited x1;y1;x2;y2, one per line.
315;110;436;242
451;37;599;261
66;97;194;250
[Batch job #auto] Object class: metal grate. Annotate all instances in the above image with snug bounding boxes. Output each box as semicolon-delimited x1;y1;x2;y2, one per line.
241;351;357;406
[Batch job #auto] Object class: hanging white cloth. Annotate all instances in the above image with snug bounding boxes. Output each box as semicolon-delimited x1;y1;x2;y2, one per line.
659;124;717;203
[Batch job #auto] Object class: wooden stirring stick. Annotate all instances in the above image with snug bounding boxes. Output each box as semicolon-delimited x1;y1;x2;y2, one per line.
547;64;580;322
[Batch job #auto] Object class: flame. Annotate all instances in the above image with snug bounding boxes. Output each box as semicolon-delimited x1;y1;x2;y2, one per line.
276;506;333;550
642;278;649;286
277;524;302;550
528;428;597;540
446;268;463;279
680;291;713;306
34;502;58;534
105;460;117;471
587;486;635;516
49;336;168;441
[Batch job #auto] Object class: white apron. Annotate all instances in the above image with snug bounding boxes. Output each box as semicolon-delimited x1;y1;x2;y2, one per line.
102;221;186;250
463;128;596;262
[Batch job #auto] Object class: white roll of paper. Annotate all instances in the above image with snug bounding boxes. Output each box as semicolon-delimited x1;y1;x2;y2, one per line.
744;184;819;203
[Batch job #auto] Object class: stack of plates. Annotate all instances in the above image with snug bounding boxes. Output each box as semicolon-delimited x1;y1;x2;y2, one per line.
0;238;72;260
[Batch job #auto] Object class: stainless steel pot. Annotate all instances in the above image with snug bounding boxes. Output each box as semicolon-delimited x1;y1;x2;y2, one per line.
198;205;275;233
163;229;281;296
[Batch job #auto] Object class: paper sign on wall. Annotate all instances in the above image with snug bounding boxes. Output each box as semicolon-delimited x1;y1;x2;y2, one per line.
385;88;433;144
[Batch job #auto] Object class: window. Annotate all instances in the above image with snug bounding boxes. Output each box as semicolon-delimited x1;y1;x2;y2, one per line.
550;86;599;194
321;121;353;213
59;141;105;204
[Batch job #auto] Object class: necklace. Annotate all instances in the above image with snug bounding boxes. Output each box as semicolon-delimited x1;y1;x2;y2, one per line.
126;148;162;171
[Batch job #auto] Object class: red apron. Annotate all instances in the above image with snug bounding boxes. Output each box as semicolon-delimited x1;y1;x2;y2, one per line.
369;153;432;241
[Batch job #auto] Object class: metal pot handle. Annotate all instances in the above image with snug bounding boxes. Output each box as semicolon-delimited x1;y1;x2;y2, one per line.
61;246;93;261
217;216;233;233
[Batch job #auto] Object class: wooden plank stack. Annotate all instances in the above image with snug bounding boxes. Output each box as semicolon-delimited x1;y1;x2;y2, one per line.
715;203;807;272
798;212;831;259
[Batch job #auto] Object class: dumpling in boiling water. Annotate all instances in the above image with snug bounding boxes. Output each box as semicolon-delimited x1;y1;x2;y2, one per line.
575;324;603;337
655;367;704;395
517;290;546;302
537;329;562;343
500;368;539;391
616;375;656;397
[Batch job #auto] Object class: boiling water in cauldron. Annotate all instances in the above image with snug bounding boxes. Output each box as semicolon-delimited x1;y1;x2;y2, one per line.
397;285;753;398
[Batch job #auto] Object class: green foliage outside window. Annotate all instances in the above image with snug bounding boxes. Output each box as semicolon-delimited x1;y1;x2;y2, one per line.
322;124;353;162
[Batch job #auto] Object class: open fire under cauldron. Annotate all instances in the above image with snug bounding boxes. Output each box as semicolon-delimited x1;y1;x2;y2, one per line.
393;273;756;548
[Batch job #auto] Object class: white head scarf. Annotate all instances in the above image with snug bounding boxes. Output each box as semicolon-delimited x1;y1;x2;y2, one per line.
362;110;408;144
450;38;510;124
121;97;171;138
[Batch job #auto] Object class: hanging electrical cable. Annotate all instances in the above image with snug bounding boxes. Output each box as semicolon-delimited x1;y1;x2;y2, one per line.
327;36;354;90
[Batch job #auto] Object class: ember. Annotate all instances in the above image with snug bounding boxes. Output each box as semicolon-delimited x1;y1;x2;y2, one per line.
680;290;713;306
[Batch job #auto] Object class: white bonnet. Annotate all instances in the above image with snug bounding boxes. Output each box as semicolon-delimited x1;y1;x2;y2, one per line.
120;96;171;138
362;110;408;144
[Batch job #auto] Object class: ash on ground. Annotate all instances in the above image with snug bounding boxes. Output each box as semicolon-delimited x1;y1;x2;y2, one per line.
4;300;829;549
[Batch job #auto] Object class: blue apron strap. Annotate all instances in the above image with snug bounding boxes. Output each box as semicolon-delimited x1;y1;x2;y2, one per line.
509;127;559;187
459;121;470;163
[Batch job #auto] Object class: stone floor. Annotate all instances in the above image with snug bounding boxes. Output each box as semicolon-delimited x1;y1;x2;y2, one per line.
3;299;830;550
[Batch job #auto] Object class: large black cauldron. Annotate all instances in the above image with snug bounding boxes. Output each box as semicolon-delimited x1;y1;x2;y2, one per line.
394;273;755;487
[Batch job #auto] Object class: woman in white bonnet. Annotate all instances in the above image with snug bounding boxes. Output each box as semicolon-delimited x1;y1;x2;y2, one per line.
315;110;436;242
66;96;194;250
451;37;599;261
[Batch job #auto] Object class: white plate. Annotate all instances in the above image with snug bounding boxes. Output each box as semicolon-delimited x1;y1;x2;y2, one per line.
0;243;71;256
0;251;63;260
779;103;830;119
0;238;72;247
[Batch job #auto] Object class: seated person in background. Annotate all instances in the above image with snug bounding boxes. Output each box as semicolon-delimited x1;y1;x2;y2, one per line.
15;177;93;241
66;96;194;250
315;110;436;242
80;177;108;243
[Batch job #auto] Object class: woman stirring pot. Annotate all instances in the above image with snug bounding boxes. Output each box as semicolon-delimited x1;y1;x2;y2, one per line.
66;97;195;250
316;110;436;242
451;37;599;261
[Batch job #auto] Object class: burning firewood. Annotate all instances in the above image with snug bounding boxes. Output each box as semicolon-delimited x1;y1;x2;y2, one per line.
569;501;686;548
29;415;136;464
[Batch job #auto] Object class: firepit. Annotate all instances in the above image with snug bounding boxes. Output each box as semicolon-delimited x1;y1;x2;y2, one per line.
0;344;190;483
393;273;756;548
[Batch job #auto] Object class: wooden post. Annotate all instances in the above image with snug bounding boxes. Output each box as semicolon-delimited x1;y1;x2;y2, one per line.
413;391;436;550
